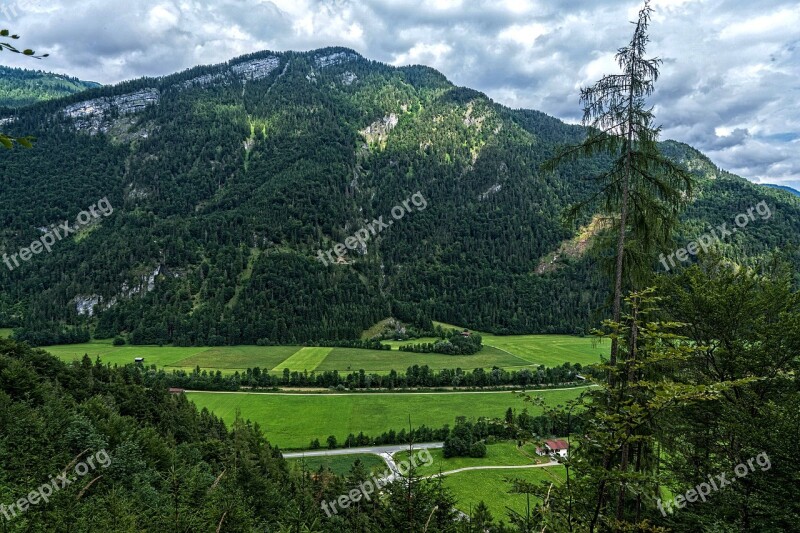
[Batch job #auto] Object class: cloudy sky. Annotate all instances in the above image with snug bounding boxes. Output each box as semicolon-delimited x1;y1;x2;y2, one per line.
3;0;799;188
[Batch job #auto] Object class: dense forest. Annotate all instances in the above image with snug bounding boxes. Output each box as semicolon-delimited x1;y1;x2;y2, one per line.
2;48;799;345
0;65;99;108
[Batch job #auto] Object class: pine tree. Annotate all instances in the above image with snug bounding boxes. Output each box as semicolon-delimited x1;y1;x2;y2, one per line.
543;0;693;371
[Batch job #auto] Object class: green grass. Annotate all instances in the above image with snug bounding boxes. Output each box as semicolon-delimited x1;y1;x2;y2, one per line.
178;345;301;371
0;328;12;339
287;454;386;476
433;321;605;367
41;325;604;376
442;466;566;519
272;347;332;372
187;387;585;449
44;341;206;368
394;441;546;477
381;337;442;349
316;345;528;372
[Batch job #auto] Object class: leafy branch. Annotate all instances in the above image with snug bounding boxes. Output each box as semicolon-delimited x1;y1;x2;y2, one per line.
1;28;47;149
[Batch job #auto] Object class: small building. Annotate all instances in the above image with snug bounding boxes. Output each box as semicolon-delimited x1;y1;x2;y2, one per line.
537;439;569;458
168;387;185;395
461;329;472;337
134;357;145;363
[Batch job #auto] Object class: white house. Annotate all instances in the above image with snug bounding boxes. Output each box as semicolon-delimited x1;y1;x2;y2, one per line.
537;439;569;458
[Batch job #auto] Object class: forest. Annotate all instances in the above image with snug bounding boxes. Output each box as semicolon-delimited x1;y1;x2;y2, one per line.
1;47;799;345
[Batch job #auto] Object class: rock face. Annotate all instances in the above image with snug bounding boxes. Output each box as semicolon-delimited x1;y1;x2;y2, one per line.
340;71;358;85
479;184;502;201
74;295;102;316
315;51;359;69
179;72;228;89
230;56;280;80
361;114;399;145
62;56;282;133
62;89;160;134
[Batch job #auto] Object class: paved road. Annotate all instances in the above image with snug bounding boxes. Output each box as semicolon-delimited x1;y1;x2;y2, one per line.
185;386;592;396
283;442;444;459
284;442;445;482
427;461;560;478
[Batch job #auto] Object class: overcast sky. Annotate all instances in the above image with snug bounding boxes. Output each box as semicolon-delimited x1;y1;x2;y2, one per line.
3;0;799;188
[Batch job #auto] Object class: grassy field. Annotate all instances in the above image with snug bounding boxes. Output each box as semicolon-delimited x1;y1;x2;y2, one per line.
394;441;547;477
0;328;12;339
178;345;300;370
433;321;606;367
272;347;332;372
187;387;585;449
287;454;386;476
314;345;528;372
442;466;566;518
39;321;605;375
43;341;207;369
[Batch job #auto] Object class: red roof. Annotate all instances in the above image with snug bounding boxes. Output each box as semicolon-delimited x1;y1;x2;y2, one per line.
545;439;569;450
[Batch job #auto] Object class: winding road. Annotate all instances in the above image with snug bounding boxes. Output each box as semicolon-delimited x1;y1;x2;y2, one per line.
283;442;562;483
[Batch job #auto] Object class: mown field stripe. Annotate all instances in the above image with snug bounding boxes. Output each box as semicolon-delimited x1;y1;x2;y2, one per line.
271;347;332;373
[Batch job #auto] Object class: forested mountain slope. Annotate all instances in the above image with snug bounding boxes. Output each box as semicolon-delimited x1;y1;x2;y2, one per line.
0;66;100;108
1;47;799;345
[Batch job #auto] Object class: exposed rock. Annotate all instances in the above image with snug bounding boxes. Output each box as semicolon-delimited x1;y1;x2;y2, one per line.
464;102;487;129
479;184;502;201
361;114;399;145
230;56;280;80
340;71;358;85
62;89;160;134
179;72;228;89
75;295;102;316
315;51;359;69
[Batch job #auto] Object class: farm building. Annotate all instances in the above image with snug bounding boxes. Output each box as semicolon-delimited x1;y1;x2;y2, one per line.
537;439;569;458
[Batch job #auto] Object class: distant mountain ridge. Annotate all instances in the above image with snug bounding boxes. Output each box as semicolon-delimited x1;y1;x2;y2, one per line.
1;47;798;345
763;184;800;197
0;65;100;108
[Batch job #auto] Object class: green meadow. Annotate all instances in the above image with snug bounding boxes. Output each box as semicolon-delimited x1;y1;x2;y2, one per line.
442;466;566;518
187;387;585;449
42;331;603;375
272;347;333;372
287;454;387;476
394;441;547;477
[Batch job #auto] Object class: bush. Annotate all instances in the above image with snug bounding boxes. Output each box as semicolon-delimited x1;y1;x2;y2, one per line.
469;441;487;458
113;336;126;346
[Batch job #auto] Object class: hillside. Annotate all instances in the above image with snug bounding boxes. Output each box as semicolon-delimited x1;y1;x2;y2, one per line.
0;65;100;108
1;47;799;345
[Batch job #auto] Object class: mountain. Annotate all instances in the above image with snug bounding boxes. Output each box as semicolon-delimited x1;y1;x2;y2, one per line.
1;47;799;345
763;183;800;197
0;65;101;109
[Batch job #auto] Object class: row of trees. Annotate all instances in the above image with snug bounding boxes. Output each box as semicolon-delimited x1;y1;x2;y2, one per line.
308;409;585;452
399;330;484;355
139;362;585;391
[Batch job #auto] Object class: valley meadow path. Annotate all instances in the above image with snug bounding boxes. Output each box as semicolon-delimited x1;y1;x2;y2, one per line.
283;443;562;482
